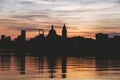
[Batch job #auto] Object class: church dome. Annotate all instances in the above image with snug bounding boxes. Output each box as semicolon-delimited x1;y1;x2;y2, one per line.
48;25;56;36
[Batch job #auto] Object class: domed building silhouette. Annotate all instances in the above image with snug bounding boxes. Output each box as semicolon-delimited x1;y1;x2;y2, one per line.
47;25;58;39
48;25;57;37
46;24;67;39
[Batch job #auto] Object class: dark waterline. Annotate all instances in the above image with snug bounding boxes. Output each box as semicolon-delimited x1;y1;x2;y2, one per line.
0;53;120;80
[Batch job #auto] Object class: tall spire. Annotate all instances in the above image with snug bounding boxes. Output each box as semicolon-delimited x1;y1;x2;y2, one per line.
62;24;67;38
63;24;66;29
63;24;66;27
51;25;54;30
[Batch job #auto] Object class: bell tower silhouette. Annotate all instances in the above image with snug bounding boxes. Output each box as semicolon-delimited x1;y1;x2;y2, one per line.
62;24;67;38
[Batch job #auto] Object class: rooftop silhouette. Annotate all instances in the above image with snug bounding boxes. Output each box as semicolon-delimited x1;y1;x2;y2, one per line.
0;24;120;56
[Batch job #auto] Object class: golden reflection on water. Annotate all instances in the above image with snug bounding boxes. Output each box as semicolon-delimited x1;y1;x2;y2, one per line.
0;55;120;80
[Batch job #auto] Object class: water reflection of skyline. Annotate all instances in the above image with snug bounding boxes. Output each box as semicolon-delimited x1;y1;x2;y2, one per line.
0;54;120;79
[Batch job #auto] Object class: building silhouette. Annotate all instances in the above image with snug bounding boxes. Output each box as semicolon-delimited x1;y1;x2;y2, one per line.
96;33;108;40
15;30;26;42
1;35;6;42
62;24;67;38
13;30;26;52
0;35;11;52
6;36;11;42
21;30;26;42
48;25;57;38
114;35;120;40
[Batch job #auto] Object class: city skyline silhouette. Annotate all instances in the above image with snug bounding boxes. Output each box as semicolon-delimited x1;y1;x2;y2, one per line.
0;0;120;80
0;24;120;56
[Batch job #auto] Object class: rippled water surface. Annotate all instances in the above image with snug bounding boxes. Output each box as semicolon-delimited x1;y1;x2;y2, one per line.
0;54;120;80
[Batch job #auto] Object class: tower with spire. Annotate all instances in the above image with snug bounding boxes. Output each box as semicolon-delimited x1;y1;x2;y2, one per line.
62;24;67;38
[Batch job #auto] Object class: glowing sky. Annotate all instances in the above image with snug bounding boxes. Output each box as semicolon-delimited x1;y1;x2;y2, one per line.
0;0;120;39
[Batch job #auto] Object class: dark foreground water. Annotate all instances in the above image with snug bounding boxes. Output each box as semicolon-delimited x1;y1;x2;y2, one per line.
0;53;120;80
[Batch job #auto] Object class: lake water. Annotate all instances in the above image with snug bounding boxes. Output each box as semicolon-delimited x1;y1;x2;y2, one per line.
0;54;120;80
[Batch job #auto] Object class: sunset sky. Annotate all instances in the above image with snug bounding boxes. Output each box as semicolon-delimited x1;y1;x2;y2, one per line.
0;0;120;39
